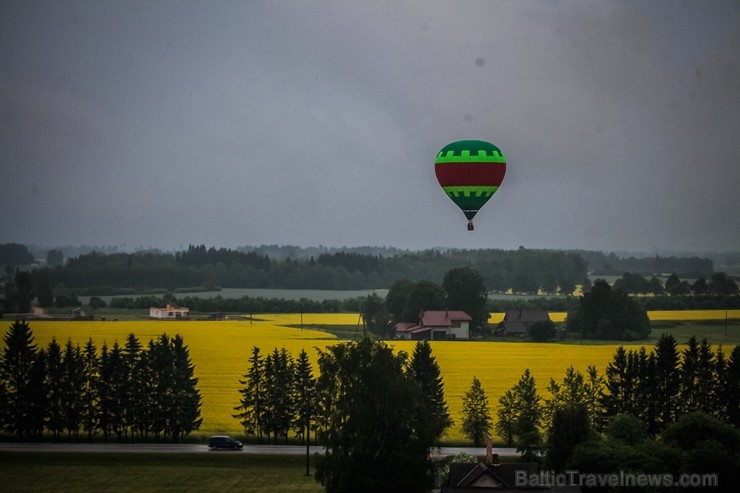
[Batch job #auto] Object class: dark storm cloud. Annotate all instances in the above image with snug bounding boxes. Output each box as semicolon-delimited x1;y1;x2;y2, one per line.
1;0;738;252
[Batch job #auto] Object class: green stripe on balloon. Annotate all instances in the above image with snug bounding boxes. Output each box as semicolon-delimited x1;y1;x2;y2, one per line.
435;149;505;163
442;185;499;197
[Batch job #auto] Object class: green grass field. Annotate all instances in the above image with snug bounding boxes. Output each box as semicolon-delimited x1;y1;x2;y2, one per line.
0;452;323;493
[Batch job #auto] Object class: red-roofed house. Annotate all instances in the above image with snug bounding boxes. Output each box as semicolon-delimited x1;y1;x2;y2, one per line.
395;310;471;340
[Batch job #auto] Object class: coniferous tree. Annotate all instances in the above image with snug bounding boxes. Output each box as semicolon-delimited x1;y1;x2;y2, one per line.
584;366;606;429
495;389;517;447
409;340;452;447
602;346;631;418
27;348;47;441
679;336;701;414
652;334;681;431
715;345;728;421
44;338;65;441
696;338;717;415
635;347;658;434
80;338;99;441
292;348;315;446
122;333;144;442
61;339;84;442
1;320;39;438
99;342;126;442
263;347;294;444
511;368;543;459
544;366;587;427
234;346;266;442
169;334;202;443
0;372;7;431
723;345;740;427
460;376;492;447
147;335;175;442
97;343;112;442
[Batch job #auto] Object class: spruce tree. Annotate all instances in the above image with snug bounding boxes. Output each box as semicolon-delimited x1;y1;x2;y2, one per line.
512;369;543;459
234;346;266;442
680;336;701;414
169;334;202;443
61;339;84;442
263;348;294;444
45;338;65;441
79;339;99;441
696;338;716;415
122;333;143;442
27;348;47;441
495;389;517;447
292;348;315;445
99;342;126;442
652;334;680;431
147;335;175;442
1;320;39;438
409;340;452;447
460;376;492;447
723;345;740;427
602;346;630;418
636;346;658;434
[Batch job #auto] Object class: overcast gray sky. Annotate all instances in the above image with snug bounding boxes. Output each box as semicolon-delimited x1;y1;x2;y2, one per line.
2;0;739;253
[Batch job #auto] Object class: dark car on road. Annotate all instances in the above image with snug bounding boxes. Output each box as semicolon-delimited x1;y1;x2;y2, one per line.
208;435;243;450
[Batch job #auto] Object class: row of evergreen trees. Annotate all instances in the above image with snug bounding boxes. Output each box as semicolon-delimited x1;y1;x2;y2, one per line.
233;340;451;451
455;335;740;456
0;321;202;443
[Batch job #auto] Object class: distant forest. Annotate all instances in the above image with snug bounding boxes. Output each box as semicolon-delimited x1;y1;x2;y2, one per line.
0;243;721;295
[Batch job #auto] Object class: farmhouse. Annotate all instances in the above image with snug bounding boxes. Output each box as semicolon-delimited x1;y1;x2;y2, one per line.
395;310;471;340
150;303;189;319
497;310;550;336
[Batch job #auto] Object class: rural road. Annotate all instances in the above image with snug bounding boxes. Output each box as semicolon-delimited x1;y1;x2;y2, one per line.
0;442;518;457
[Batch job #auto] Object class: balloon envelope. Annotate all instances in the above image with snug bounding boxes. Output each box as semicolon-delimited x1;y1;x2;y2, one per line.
434;140;506;225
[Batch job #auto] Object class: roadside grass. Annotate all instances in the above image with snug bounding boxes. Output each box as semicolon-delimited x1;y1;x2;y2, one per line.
0;452;323;493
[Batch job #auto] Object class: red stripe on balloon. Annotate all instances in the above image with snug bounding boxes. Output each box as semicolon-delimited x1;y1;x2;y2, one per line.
435;162;506;187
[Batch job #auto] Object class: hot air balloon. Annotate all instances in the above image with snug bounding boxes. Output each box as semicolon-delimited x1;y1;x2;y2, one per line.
434;139;506;230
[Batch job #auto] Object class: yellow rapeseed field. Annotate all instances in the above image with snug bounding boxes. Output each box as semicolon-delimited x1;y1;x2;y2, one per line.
21;318;339;437
8;309;737;442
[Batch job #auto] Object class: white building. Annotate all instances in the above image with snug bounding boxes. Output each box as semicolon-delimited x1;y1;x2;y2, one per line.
150;304;189;319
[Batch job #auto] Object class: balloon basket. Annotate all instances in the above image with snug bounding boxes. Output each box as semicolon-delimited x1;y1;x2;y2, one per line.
467;222;474;231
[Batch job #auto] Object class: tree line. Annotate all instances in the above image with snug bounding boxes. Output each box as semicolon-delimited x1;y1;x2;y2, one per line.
457;334;740;487
0;321;202;443
4;244;592;293
232;336;740;491
233;339;451;492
